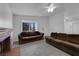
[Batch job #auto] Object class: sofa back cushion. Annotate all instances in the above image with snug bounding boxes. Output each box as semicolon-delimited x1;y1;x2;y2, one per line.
51;32;79;44
20;32;28;37
51;32;57;39
56;33;67;41
27;32;38;36
20;31;40;37
67;34;79;44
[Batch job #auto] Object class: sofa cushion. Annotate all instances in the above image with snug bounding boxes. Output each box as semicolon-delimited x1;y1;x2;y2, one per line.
51;32;79;44
20;32;28;37
27;32;35;36
51;32;57;38
47;36;79;49
57;33;67;41
22;35;42;39
20;31;40;37
34;31;40;35
67;34;79;44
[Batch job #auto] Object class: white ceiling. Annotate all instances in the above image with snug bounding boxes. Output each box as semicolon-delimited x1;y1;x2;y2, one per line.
8;3;64;16
8;3;79;17
8;3;52;16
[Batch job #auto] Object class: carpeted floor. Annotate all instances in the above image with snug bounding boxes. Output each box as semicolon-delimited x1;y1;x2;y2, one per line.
13;39;70;56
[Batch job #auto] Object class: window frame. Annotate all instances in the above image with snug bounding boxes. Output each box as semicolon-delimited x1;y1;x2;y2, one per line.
22;20;38;32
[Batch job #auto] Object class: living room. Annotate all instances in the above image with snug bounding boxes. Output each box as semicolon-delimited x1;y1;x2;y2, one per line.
0;3;79;56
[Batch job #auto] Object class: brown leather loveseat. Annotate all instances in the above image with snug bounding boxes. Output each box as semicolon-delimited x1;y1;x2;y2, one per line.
45;32;79;56
18;31;44;44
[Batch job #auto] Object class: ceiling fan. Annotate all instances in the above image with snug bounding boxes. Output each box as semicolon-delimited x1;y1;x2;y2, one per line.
45;3;58;13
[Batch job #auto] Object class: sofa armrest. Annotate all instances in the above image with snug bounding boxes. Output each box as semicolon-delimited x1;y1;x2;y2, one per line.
18;34;23;40
38;32;44;35
41;33;44;37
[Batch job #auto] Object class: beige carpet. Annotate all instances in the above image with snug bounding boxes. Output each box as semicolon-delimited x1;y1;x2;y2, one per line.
13;40;70;56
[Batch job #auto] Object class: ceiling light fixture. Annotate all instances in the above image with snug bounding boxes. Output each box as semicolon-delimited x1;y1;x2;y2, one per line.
46;3;57;13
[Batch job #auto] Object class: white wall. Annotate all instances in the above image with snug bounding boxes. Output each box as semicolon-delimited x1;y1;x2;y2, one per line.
13;14;49;41
64;21;79;35
64;19;79;34
49;12;64;33
63;4;79;34
72;22;79;34
64;20;72;34
0;4;13;28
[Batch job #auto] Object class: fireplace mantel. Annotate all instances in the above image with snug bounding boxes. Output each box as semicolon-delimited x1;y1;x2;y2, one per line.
0;27;14;33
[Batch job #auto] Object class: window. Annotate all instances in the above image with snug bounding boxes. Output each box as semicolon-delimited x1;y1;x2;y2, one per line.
22;20;38;32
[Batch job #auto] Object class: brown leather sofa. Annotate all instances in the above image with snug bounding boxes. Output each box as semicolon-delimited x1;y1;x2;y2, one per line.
18;31;44;44
45;32;79;56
